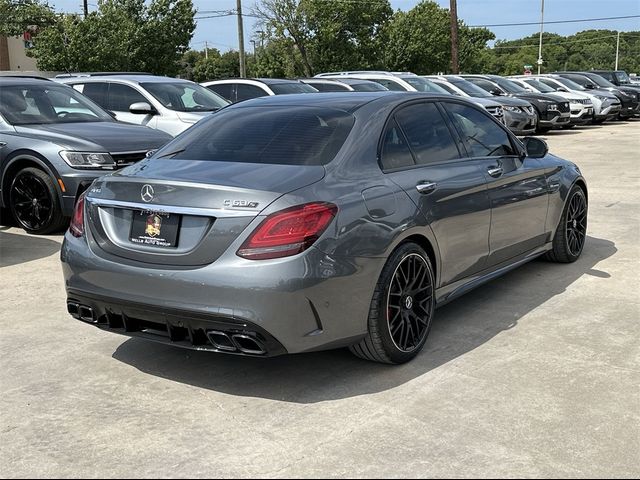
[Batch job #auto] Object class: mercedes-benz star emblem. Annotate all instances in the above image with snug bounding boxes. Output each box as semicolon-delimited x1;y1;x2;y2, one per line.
141;184;154;203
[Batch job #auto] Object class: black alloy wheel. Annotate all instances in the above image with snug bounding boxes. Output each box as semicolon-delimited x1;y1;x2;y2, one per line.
9;167;66;234
565;189;588;257
386;253;434;353
350;243;435;364
546;185;588;263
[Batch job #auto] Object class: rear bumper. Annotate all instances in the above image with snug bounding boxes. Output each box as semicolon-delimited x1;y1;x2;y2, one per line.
66;291;288;357
61;232;382;355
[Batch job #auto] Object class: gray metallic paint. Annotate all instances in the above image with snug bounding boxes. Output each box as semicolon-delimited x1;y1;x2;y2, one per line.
61;92;586;356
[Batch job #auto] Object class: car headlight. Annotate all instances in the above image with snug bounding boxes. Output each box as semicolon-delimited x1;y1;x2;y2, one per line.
595;95;608;101
503;106;522;112
547;104;559;111
59;151;116;169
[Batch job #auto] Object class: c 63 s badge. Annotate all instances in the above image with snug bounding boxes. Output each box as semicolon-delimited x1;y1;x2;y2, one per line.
223;199;259;209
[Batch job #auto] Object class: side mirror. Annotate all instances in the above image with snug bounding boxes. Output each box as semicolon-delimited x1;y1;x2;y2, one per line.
557;87;569;92
129;102;156;115
522;136;549;158
584;83;596;90
490;89;504;96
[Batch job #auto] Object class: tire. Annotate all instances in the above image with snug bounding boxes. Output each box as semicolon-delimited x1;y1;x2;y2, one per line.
350;242;436;364
9;167;67;235
545;185;587;263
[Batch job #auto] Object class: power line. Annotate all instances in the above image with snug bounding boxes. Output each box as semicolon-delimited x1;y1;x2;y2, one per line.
470;14;640;28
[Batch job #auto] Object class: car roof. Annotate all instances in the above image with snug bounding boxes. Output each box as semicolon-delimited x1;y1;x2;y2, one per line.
224;91;452;113
59;75;193;84
0;76;57;86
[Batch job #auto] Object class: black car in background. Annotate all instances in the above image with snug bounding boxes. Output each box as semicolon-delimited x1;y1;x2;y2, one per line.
553;72;639;119
590;70;640;92
461;74;571;133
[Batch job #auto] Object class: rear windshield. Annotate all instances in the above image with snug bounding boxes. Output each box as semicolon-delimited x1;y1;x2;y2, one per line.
158;106;355;166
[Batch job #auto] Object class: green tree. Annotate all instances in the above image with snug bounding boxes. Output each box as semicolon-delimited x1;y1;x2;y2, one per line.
28;0;195;76
383;0;494;74
0;0;57;36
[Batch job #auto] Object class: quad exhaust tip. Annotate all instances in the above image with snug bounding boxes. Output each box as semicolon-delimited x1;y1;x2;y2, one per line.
67;302;95;323
206;330;266;355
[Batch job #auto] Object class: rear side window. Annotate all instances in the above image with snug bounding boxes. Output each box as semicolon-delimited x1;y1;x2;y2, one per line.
394;102;461;165
161;106;355;166
469;78;498;93
207;83;234;102
108;83;147;111
445;102;514;158
380;121;415;170
269;83;317;94
75;82;108;107
236;83;269;102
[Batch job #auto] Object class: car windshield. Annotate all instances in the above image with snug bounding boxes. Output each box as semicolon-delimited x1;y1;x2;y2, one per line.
141;82;229;112
615;71;631;84
350;82;388;92
269;83;318;95
554;77;585;91
0;84;113;125
403;77;448;93
449;79;492;97
496;78;527;94
585;74;615;88
523;79;555;93
157;105;355;166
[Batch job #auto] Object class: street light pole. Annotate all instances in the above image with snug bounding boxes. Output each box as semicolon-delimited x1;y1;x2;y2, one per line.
450;0;459;74
537;0;545;75
615;31;621;70
237;0;246;78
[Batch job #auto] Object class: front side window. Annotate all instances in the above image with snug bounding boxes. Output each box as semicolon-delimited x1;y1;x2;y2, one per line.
108;83;148;111
403;77;449;94
156;106;354;166
470;78;503;94
445;102;515;158
394;102;461;165
0;84;112;125
141;82;228;111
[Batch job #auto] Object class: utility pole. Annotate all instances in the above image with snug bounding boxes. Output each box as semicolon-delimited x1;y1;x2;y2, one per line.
450;0;459;74
82;0;88;17
205;41;209;60
237;0;246;78
615;31;621;70
537;0;545;75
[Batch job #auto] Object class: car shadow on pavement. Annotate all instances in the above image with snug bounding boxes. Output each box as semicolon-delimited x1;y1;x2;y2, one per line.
113;235;617;404
0;228;62;268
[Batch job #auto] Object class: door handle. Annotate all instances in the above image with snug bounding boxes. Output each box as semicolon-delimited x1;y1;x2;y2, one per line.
487;165;504;178
415;181;437;195
0;142;6;148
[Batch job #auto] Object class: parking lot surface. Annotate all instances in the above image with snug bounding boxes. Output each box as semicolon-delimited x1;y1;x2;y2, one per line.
1;121;639;478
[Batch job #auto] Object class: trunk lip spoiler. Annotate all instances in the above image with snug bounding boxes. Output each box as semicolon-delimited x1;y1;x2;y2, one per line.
86;197;260;218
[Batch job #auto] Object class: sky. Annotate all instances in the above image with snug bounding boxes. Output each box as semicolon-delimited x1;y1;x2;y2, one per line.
49;0;640;52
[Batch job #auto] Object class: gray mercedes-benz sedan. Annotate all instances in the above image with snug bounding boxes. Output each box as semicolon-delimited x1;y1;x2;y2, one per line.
61;92;588;364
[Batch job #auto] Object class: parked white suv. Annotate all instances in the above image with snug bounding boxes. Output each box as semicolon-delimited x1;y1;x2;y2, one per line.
314;71;446;93
57;74;230;136
509;76;593;125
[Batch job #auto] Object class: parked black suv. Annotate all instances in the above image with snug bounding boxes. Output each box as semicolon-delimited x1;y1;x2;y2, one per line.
461;75;571;133
553;72;639;119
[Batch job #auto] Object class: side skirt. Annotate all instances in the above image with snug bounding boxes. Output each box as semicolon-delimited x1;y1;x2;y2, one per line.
435;242;553;307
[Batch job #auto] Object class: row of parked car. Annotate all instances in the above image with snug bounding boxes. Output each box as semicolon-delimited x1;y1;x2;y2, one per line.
0;69;637;235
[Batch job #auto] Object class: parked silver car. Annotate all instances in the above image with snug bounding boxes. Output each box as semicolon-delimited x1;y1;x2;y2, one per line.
57;74;230;136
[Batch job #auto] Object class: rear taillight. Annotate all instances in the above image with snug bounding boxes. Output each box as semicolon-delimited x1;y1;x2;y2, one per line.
237;202;337;260
69;192;86;238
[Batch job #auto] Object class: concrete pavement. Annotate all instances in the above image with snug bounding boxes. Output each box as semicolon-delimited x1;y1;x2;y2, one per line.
1;120;639;478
